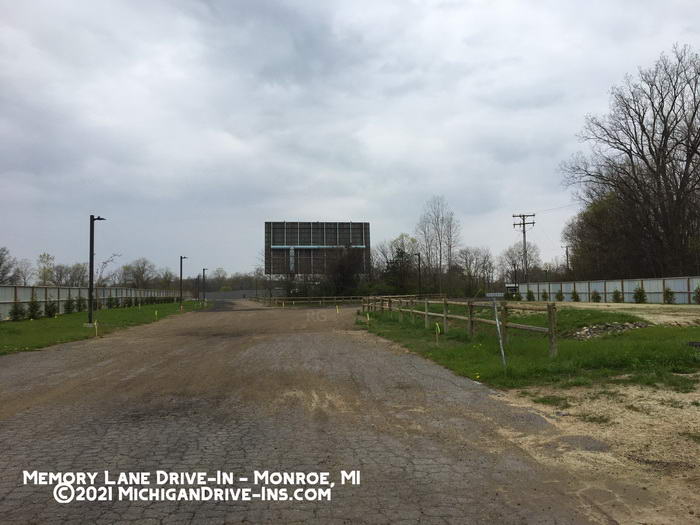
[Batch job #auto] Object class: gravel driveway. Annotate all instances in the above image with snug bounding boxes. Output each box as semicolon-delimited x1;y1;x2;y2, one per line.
0;301;646;523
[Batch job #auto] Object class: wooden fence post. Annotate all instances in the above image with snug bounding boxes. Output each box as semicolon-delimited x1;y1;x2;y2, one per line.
468;301;475;337
424;299;429;329
547;302;558;358
442;298;448;334
500;301;508;346
388;298;392;319
399;299;403;322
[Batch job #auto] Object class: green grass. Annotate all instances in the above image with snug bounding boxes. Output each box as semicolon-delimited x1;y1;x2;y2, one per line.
680;432;700;444
0;301;207;355
359;309;700;391
577;413;611;424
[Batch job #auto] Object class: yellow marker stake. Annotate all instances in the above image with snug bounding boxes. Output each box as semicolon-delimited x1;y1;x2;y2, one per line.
336;305;339;315
95;320;98;338
155;310;158;320
366;313;370;325
435;322;441;344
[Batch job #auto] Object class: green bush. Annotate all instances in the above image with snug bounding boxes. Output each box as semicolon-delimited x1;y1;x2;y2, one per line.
694;286;700;305
124;297;133;307
475;288;485;298
634;286;647;304
76;295;86;312
106;296;116;309
513;292;522;301
571;289;580;302
9;302;26;321
591;290;601;302
526;289;535;301
27;295;42;319
503;291;513;300
555;290;564;301
44;301;58;317
64;296;75;314
663;288;675;304
612;289;623;303
541;291;549;301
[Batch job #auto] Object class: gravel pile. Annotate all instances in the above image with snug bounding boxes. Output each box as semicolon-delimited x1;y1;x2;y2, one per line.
570;321;648;339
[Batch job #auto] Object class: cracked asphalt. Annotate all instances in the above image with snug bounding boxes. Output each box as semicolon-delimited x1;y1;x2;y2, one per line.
0;300;633;523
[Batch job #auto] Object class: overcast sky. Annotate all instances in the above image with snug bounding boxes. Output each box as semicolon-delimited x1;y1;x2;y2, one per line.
2;0;699;276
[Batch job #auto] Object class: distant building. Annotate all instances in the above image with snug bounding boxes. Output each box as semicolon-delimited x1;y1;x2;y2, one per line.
264;221;370;276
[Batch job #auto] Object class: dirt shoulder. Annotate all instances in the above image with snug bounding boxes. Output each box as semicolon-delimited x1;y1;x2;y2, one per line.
556;301;700;325
496;381;700;524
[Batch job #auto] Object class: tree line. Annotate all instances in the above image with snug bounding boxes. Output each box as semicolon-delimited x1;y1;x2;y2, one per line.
563;45;700;279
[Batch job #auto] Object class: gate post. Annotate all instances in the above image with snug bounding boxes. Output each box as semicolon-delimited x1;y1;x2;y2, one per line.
468;301;475;337
424;299;429;329
442;298;448;334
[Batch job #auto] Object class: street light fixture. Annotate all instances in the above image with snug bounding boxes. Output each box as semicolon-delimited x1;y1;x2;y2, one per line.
202;268;208;302
413;253;422;297
88;214;106;325
179;256;188;305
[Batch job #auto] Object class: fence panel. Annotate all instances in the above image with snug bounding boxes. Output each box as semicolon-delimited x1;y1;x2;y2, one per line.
520;273;700;304
0;284;186;320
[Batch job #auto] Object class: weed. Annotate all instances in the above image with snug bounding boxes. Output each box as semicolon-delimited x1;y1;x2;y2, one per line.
577;413;611;424
532;395;571;408
679;432;700;444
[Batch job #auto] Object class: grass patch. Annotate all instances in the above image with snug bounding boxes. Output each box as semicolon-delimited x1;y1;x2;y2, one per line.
680;432;700;444
586;389;625;401
532;395;571;408
577;413;611;424
0;301;207;355
358;310;700;391
625;404;652;414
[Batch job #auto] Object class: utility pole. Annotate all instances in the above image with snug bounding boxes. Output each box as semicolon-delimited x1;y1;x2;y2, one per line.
414;253;422;296
179;256;187;305
562;245;570;272
513;213;535;284
202;268;208;302
88;214;106;325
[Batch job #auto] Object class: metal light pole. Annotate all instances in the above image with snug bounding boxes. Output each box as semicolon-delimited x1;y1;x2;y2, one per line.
202;268;208;302
179;256;188;305
414;253;422;297
88;214;106;325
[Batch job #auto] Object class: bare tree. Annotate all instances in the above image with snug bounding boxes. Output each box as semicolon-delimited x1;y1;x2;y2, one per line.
415;195;460;292
498;242;541;283
36;252;55;285
68;263;88;286
0;247;16;284
52;264;72;286
563;45;700;276
96;253;121;287
12;259;34;285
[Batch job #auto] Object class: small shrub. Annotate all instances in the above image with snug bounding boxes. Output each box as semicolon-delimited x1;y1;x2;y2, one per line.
571;289;580;302
64;296;75;314
475;288;485;298
124;297;133;307
663;288;675;304
76;295;87;312
44;301;58;317
612;289;623;303
591;290;601;303
541;291;549;301
526;289;535;301
513;291;522;301
555;290;564;301
106;296;116;309
27;295;42;319
503;291;513;300
633;286;647;304
9;302;26;321
694;286;700;305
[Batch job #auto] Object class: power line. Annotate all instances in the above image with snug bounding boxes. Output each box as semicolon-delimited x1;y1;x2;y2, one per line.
533;202;578;214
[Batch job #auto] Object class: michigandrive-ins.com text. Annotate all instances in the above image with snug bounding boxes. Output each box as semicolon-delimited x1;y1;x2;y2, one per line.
23;470;361;504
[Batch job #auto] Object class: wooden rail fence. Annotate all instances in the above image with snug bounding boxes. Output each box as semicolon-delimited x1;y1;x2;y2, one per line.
362;295;558;358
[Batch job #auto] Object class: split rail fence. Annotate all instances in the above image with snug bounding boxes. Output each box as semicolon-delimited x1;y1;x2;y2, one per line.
256;294;445;308
362;296;559;358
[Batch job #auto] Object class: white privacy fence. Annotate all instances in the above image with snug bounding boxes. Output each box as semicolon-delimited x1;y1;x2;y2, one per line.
518;276;700;304
0;285;187;320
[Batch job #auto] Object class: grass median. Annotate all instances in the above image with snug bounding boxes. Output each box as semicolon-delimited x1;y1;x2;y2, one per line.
358;308;700;392
0;301;208;356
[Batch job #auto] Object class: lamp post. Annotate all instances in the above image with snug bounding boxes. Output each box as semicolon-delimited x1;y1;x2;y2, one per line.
88;214;106;325
413;253;422;297
202;268;208;302
179;256;188;305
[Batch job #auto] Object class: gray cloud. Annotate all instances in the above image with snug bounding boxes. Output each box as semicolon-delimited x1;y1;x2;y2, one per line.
1;0;699;274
